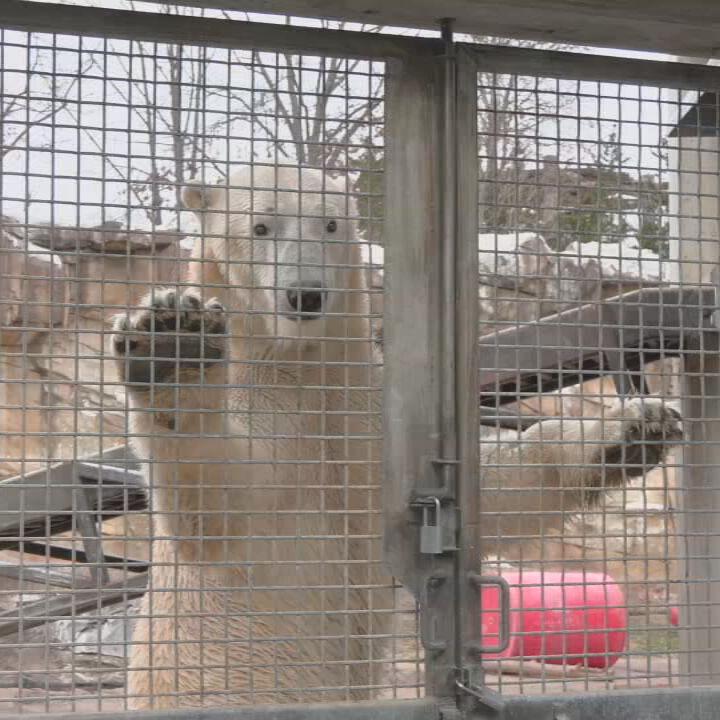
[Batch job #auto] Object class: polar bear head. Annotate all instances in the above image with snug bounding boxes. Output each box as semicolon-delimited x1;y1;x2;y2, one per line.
183;165;365;349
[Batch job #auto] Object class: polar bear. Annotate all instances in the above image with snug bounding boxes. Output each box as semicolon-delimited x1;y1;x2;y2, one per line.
476;401;683;558
111;165;683;709
113;166;389;709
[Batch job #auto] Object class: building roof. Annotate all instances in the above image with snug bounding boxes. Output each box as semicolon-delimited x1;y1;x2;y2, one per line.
668;91;720;138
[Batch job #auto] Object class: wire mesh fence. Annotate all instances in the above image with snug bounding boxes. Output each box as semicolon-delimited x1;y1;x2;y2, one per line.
2;3;720;718
474;69;713;694
0;15;425;713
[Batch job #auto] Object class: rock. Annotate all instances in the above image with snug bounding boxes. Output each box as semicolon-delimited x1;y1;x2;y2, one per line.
0;220;67;347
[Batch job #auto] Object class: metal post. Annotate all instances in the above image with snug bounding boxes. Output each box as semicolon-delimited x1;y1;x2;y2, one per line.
384;42;455;702
452;46;492;714
384;26;482;713
439;21;464;713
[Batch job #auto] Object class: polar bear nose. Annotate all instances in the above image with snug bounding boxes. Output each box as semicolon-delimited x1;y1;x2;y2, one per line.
286;281;326;316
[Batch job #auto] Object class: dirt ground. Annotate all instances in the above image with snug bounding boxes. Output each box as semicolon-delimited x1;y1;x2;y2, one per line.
0;551;681;715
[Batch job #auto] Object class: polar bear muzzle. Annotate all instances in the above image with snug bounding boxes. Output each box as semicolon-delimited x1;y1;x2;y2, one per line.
285;280;327;318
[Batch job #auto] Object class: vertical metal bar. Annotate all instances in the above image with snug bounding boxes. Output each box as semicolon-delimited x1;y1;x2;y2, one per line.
439;20;458;512
454;45;483;707
384;43;457;703
383;51;443;595
439;22;463;708
670;133;720;685
385;28;484;712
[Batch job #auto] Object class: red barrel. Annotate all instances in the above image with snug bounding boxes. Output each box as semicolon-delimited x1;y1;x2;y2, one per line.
480;571;627;668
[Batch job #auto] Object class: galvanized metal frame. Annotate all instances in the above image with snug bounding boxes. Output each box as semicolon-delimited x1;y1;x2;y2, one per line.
160;0;720;60
492;687;720;720
23;699;441;720
7;2;720;89
10;686;720;720
5;0;720;717
459;43;720;91
0;0;440;60
383;39;452;703
462;47;720;695
384;28;485;713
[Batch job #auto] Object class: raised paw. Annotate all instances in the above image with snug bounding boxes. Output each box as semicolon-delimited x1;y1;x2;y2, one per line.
604;398;683;476
111;289;226;387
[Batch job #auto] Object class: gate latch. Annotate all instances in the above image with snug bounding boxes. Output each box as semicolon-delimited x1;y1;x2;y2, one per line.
412;496;458;554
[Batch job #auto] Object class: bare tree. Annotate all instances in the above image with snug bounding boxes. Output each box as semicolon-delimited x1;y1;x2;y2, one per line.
475;37;580;232
1;48;85;161
214;15;384;169
207;14;385;242
73;13;598;245
79;3;226;227
1;43;92;223
219;31;574;243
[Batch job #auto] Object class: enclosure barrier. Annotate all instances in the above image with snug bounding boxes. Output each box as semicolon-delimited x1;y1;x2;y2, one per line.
2;1;720;718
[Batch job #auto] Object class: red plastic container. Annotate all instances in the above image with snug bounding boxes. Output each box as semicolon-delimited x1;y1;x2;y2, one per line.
480;571;628;668
670;607;680;627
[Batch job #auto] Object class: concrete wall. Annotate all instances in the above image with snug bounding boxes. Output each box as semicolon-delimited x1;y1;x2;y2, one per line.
669;132;720;683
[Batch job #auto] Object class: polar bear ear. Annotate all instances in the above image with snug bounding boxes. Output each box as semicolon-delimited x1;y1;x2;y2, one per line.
182;182;221;212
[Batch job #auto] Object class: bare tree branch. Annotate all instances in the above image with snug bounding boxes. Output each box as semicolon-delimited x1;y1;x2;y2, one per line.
1;51;88;159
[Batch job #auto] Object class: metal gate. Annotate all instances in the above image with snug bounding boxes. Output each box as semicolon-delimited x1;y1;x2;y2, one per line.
2;2;720;718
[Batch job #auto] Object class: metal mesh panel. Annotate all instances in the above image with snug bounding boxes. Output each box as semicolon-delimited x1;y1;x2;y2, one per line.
5;5;720;717
0;18;424;713
475;70;712;695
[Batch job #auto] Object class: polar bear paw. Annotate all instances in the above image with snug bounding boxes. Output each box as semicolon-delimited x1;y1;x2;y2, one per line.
601;397;683;476
111;288;226;387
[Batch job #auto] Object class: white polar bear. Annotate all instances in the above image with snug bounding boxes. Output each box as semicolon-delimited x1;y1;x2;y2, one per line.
111;165;683;709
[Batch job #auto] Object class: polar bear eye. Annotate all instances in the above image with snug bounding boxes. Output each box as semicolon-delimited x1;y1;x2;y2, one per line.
253;223;269;237
326;220;337;233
